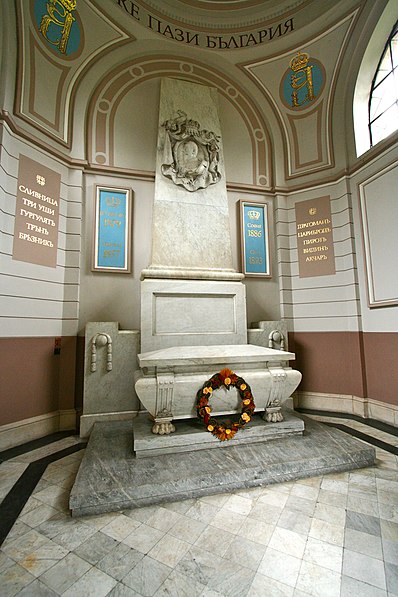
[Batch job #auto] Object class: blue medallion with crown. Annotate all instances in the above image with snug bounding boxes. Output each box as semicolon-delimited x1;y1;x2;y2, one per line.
281;50;325;110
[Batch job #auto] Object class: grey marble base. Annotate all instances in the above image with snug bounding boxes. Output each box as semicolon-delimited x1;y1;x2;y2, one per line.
133;412;305;458
69;415;375;517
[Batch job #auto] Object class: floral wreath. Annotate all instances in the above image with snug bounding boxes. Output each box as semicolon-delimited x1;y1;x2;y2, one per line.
196;368;256;441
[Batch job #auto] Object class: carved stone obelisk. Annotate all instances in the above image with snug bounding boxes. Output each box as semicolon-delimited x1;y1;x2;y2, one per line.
140;78;246;352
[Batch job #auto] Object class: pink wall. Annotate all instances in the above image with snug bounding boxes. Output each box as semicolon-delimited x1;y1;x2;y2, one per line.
290;331;398;406
0;337;76;426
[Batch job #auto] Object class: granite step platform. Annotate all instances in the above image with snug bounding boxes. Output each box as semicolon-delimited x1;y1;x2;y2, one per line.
69;414;375;517
133;411;305;458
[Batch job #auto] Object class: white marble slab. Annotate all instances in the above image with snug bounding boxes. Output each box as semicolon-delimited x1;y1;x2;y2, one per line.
138;343;295;368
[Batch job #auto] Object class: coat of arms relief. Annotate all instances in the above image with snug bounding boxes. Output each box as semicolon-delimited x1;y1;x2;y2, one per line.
161;110;222;192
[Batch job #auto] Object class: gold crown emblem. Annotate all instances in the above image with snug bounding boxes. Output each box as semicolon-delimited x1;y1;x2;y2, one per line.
59;0;77;10
290;51;310;72
248;210;261;220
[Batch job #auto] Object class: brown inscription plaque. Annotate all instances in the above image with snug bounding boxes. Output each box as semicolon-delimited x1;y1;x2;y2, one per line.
295;196;336;278
12;155;61;268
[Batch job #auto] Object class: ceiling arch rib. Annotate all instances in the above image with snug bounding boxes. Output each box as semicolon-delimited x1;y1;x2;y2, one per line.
87;55;273;190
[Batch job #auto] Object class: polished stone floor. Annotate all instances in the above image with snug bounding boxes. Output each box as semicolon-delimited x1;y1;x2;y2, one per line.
0;412;397;596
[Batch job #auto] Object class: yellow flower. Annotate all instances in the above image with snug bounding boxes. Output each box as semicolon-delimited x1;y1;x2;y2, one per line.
203;387;209;394
240;384;247;391
205;406;211;414
224;377;231;386
225;429;231;435
242;413;250;422
207;387;213;393
243;399;251;405
207;425;214;431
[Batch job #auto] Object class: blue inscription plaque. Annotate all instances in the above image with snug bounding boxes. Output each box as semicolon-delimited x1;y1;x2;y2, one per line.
241;201;270;277
93;187;131;273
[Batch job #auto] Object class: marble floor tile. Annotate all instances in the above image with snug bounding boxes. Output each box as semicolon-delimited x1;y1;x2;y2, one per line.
194;524;235;557
148;533;191;568
284;495;316;517
320;478;349;494
378;488;398;506
145;506;184;533
203;555;255;597
62;566;118;597
277;508;312;535
122;555;172;596
163;497;196;514
236;516;274;546
108;583;142;596
345;509;381;537
2;528;51;561
257;489;289;508
247;573;294;596
346;493;380;516
342;548;386;589
100;513;142;541
268;526;307;559
223;493;254;516
175;545;224;586
1;414;398;597
122;522;165;554
313;502;346;526
295;560;341;597
317;488;347;508
184;500;220;524
302;537;343;573
290;483;320;501
382;537;398;565
16;578;59;596
73;530;119;565
248;501;283;524
19;503;59;528
309;518;345;547
340;574;388;597
17;540;69;577
154;569;206;596
33;484;70;510
380;518;398;541
38;552;92;594
168;512;207;543
344;527;383;559
385;561;398;595
257;547;301;587
223;535;267;572
96;542;144;581
1;562;36;596
51;518;98;550
210;506;247;533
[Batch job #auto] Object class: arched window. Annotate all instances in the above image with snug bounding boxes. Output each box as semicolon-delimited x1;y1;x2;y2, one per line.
368;20;398;148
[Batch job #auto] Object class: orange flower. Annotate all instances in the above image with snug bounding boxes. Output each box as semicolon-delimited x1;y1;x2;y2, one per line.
207;424;214;431
240;384;247;391
241;413;251;422
243;399;251;405
224;377;231;386
219;368;234;381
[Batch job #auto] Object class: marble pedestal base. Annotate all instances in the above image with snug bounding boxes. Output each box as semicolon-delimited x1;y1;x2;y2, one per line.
69;416;375;517
133;411;304;458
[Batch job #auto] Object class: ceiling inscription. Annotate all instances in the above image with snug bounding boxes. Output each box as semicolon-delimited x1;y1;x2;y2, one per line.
116;0;295;49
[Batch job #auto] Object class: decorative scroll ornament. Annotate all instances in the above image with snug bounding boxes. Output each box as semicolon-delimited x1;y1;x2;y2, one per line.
161;110;222;192
90;333;112;372
196;368;255;441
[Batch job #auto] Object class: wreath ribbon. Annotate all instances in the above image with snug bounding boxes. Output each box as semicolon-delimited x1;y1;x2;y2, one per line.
196;368;255;441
